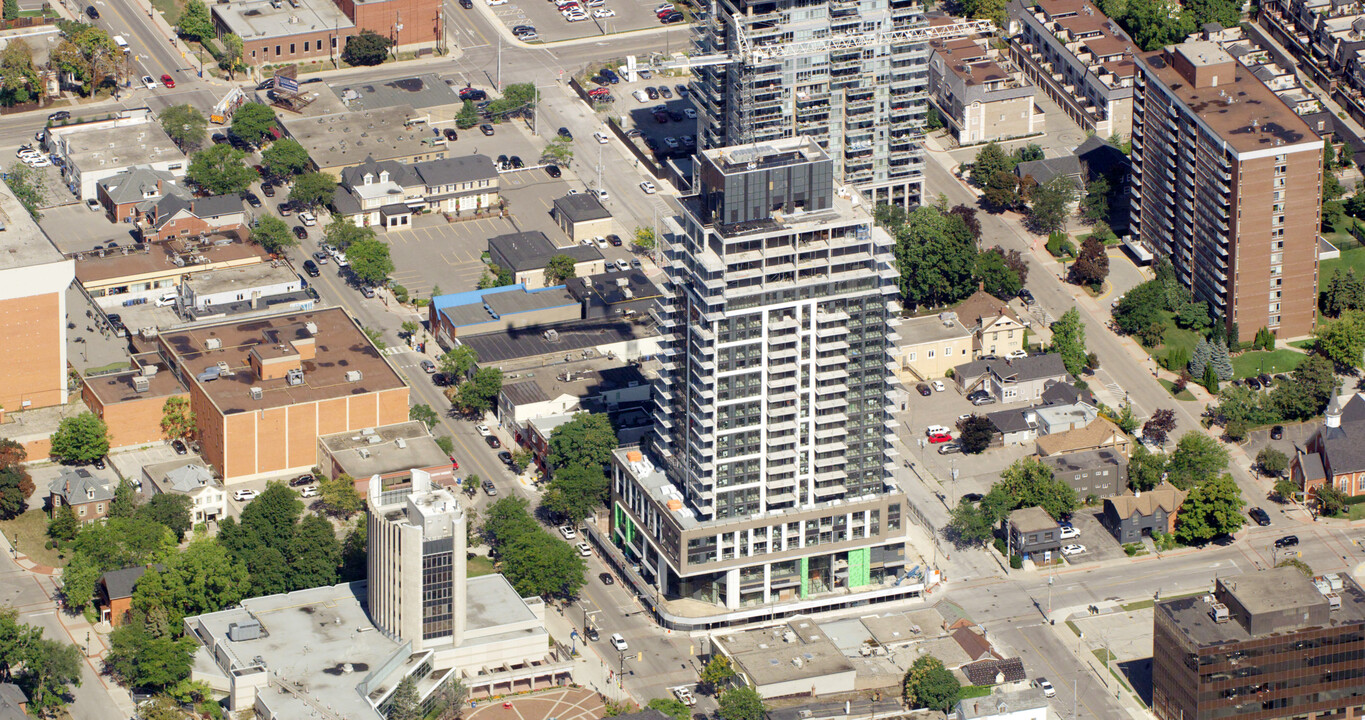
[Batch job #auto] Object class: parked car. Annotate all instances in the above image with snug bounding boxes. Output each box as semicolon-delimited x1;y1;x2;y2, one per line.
659;86;673;99
1060;544;1086;556
443;128;458;141
927;433;953;444
303;260;320;277
1271;425;1284;440
645;86;659;100
300;486;318;498
172;439;188;455
560;525;577;539
599;572;615;585
576;542;592;557
961;493;983;503
509;156;524;169
420;359;436;373
1250;507;1271;526
937;443;961;455
557;127;573;140
1019;288;1035;304
640;180;657;194
233;489;258;502
244;192;262;208
915;383;931;397
675;84;689;97
480;124;495;136
594;131;610;144
969;391;995;406
261;183;275;197
360;286;375;298
485;435;501;448
1035;679;1055;698
601;68;619;83
312;250;328;263
476;424;491;436
607;234;622;246
545;164;561;178
1006;349;1029;360
1247;377;1262;391
1060;526;1080;540
459;87;488;100
931;380;945;392
293;226;308;240
482;479;498;496
290;474;314;487
1274;535;1299;548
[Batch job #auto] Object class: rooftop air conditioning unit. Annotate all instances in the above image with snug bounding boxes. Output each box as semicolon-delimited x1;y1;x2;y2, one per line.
345;371;363;382
1327;592;1342;610
133;376;150;393
250;387;263;400
304;322;318;335
1210;603;1230;623
142;365;158;377
395;438;407;449
206;337;222;350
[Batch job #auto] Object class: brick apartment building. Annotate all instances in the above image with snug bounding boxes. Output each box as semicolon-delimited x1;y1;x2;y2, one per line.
335;0;442;48
156;308;409;482
81;354;190;450
0;180;75;413
1132;41;1322;339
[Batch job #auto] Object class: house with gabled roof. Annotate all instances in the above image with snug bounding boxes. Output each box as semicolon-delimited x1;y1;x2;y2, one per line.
955;288;1028;359
95;166;191;222
47;467;116;525
332;154;500;229
138;194;246;243
1101;481;1187;542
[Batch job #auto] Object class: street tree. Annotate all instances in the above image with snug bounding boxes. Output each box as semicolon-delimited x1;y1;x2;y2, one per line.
633;226;657;251
262;138;311;178
542;136;573;168
1127;444;1168;491
902;655;961;712
699;655;738;694
49;412;109;463
250;215;296;255
1142;408;1177;446
945;501;994;546
0;40;39;107
548;412;618;470
481;496;539;549
498;531;586;598
409;403;439;430
540;464;609;522
991;457;1076;521
717;687;765;720
1070;234;1109;288
229;102;276;146
1027;176;1078;234
1174;473;1245;544
289;172;337;209
982;170;1021;210
160;397;196;441
176;0;214;41
1317;485;1349;516
20;635;82;714
1049;308;1088;377
342;30;393;66
1080;176;1110;223
219;33;244;79
324;218;374;250
105;610;196;690
0;466;30;520
47;505;78;544
1257;447;1289;478
187;144;258;196
456;100;480;129
973;247;1022;300
317;475;363;518
1273;477;1300;503
439;345;478;380
158;105;208;152
970;142;1014;187
545;254;577;284
955;415;994;454
454;367;503;415
137;494;193;541
132;539;250;628
346;237;394;286
1166;431;1230;489
646;698;691;720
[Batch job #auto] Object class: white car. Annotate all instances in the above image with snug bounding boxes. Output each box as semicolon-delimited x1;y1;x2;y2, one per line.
233;489;258;502
559;525;577;539
663;136;679;148
594;131;610;144
593;7;615;16
594;188;608;201
640;180;656;194
16;149;40;159
654;2;673;11
476;423;491;436
610;633;628;651
931;380;945;392
300;486;319;498
925;425;950;437
24;157;51;168
1036;679;1055;698
1061;544;1086;556
580;237;596;246
673;688;696;707
299;211;316;226
576;541;592;557
1006;349;1029;360
594;236;609;249
141;75;157;90
615;258;630;272
565;12;588;20
683;107;697;119
487;0;507;5
633;89;649;103
1059;526;1080;540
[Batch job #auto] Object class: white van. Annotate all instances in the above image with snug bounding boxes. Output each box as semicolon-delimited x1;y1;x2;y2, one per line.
609;633;628;651
155;292;177;307
113;35;129;53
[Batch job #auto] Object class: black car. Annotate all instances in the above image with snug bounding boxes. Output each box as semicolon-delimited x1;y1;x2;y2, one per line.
459;86;488;101
261;183;275;197
85;5;98;18
443;128;458;141
480;124;495;136
661;11;685;22
92;457;106;470
1249;507;1272;526
498;451;513;465
1258;373;1273;387
303;260;320;277
558;127;573;140
645;86;659;100
511;24;535;35
916;383;931;397
1019;288;1035;305
432;373;451;387
509;156;524;169
172;439;188;455
485;435;502;449
1271;425;1284;440
244;192;262;208
289;474;314;487
961;493;984;503
586;627;600;641
496;154;509;168
293;226;308;240
668;109;685;121
599;572;615;585
602;68;620;84
607;234;622;246
48;110;70;122
659;86;673;99
545;164;561;178
460;0;472;7
1275;535;1299;548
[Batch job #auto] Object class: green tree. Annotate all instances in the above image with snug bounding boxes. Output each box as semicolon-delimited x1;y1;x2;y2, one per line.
0;465;30;520
1128;444;1168;491
699;655;738;693
1209;341;1233;381
261;138;311;179
345;237;393;286
454;367;503;415
510;448;533;472
1324;268;1365;317
1141;408;1177;446
1316;484;1349;516
439;345;479;379
633;226;657;251
289;514;341;590
545;254;577;284
105;610;195;690
58;552;101;611
1316;309;1365;367
1028;176;1078;234
481;496;539;549
542;136;574;168
71;516;176;569
50;412;109;463
991;457;1076;522
1080;176;1111;223
1120;0;1195;50
158;105;208;152
973;247;1022;300
1270;354;1336;420
0;41;39;107
1166;431;1230;490
317;474;363;518
21;636;82;714
1273;477;1300;503
541;464;609;522
289;172;336;209
1049;308;1088;377
342;30;393;66
324;217;374;250
548;413;619;470
1257;447;1289;478
217;483;302;562
3;0;18;23
955;415;994;454
176;0;214;41
970;142;1015;187
388;677;421;720
0;608;41;680
408;403;439;430
903;655;961;711
160;396;196;442
982;170;1021;210
1175;473;1245;544
229;102;276;146
219;33;244;79
647;698;691;720
945;501;994;545
339;520;367;582
717;686;765;720
456;100;480;129
187;144;258;196
47;505;78;544
1070;234;1109;288
132;539;250;628
250;215;296;255
894;206;978;310
498;530;586;598
137;494;193;541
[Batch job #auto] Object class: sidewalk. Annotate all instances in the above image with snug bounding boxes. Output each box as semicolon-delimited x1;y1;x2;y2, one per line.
542;604;636;705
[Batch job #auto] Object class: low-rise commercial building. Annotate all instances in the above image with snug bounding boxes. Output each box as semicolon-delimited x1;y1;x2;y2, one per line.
951;687;1049;720
142;460;226;525
75;239;272;311
487;231;606;290
453;318;661;368
179;262;304;314
552;193;613;242
564;269;664;320
1006;507;1061;560
81;359;190;449
898;313;974;380
496;362;650;429
427;283;581;346
332;155;499;228
279;106;451;177
95;167;191;223
335;0;442;50
712;619;857;699
1041;447;1126;499
211;0;355;67
46;109;186;200
929;33;1043;145
138;195;247;244
317;421;454;490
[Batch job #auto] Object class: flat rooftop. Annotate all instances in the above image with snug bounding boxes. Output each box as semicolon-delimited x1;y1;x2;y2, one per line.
495;358;648;405
280;106;441;169
466;573;539;630
320;421;452;477
899;314;972;346
74;240;270;285
159;307;406;414
715;618;855;687
331;73;460;112
83;365;187;406
1139;42;1319;154
211;0;354;41
183;261;300;296
702;136;829;174
0;179;64;270
54;119;183;171
1158;569;1365;646
454;319;656;364
437;284;580;330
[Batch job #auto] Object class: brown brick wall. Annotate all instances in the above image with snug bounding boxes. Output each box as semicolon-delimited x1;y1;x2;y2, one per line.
239;27;353;66
0;292;65;411
340;0;441;45
144;217;246;243
82;383;189;450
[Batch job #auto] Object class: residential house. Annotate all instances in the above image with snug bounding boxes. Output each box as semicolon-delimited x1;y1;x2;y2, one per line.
95;166;191;223
1292;390;1365;497
1035;416;1131;458
987;407;1039;446
143;462;226;524
1101;481;1187;543
552;193;613;242
952;627;995;663
1041;448;1127;499
47;467;116;524
332;155;500;229
987;402;1097;446
138;195;247;243
1007;506;1061;559
954;354;1069;403
487;232;606;290
96;564;163;626
0;684;28;720
898;313;974;380
929;33;1043;145
951;687;1049;720
955;289;1028;358
961;657;1028;687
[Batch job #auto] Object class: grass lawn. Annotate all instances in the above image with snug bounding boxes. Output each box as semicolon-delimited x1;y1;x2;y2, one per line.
1350;505;1365;521
1320;245;1365;292
1290;339;1317;351
0;509;67;569
1158;378;1196;401
1231;349;1306;379
150;0;185;24
466;554;495;577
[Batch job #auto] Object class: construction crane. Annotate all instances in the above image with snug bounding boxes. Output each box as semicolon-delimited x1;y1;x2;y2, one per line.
659;17;996;68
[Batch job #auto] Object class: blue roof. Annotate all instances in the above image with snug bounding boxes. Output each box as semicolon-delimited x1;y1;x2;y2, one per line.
433;283;580;330
430;284;529;314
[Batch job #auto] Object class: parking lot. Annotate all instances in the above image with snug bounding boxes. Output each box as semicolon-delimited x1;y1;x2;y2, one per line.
603;75;698;162
484;0;677;41
1058;508;1128;565
39;202;137;254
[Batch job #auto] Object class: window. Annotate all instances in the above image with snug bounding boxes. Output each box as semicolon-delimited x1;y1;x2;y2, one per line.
943;344;952;355
96;504;104;513
289;43;296;53
927;349;935;359
908;352;916;361
79;506;86;517
275;45;281;55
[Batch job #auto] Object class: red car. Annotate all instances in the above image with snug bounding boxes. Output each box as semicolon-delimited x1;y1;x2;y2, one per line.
449;456;460;470
927;433;954;444
160;74;175;88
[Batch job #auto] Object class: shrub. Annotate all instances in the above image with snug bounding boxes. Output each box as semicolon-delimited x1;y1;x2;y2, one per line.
993;537;1007;556
1046;232;1075;258
391;284;409;304
1009;553;1023;569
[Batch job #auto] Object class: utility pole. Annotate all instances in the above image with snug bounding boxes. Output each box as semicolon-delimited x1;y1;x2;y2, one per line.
597;141;603;192
497;34;502;91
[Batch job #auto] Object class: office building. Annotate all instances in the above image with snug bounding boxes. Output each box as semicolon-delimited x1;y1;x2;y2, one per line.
46;109;185;201
1152;567;1365;720
212;0;356;66
689;0;932;208
1131;41;1322;338
610;138;913;624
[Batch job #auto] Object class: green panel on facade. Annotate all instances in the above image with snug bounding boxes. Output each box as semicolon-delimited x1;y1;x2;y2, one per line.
848;548;871;588
799;557;809;599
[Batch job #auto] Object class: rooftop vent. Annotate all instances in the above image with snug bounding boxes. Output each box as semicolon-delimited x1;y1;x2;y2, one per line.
141;365;159;377
250;387;263;400
345;371;363;382
206;337;222;350
227;619;262;641
395;437;407;449
1210;603;1230;623
134;376;150;393
1327;592;1343;610
286;368;304;386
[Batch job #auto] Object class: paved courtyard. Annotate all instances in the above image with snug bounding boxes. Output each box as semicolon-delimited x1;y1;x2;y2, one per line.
466;687;605;720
